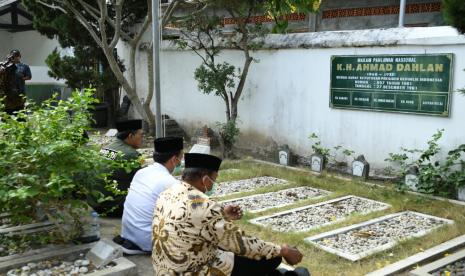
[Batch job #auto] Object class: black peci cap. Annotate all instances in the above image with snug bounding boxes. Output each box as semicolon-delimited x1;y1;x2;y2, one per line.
184;153;222;171
154;137;183;153
10;49;21;57
115;120;142;132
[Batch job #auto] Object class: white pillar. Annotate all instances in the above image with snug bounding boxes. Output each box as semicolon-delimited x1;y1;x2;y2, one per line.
398;0;407;27
152;0;163;137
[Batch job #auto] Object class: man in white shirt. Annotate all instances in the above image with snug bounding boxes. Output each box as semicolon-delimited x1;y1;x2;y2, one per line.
115;136;183;254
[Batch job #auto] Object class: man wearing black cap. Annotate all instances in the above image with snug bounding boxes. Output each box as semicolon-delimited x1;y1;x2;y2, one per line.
152;153;304;275
90;120;144;216
117;136;184;254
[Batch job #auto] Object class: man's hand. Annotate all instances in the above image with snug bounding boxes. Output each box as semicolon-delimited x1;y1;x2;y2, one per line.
223;204;243;220
280;244;303;265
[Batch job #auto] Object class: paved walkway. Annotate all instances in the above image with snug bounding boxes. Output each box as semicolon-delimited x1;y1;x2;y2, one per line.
100;218;154;275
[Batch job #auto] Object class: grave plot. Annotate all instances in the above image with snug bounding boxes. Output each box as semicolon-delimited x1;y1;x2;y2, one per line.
1;241;136;276
249;195;390;232
410;247;465;276
0;214;56;259
220;186;332;213
212;176;288;197
305;211;454;262
0;233;56;259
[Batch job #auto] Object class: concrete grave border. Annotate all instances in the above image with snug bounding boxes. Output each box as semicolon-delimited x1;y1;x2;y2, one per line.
213;176;289;198
250;159;465;207
219;186;332;213
0;242;137;275
304;211;454;262
409;247;465;276
365;234;465;276
249;195;391;233
0;221;54;235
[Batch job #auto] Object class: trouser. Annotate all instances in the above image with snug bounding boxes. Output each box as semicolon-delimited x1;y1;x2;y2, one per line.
231;255;282;276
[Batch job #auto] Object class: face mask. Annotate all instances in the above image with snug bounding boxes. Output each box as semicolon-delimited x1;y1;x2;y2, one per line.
204;176;218;197
173;163;182;175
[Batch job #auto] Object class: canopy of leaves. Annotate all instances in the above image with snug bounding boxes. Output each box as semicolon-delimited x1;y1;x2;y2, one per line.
443;0;465;33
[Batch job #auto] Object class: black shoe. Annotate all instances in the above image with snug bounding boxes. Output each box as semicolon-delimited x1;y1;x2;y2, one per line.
113;235;125;245
284;267;310;276
113;235;150;255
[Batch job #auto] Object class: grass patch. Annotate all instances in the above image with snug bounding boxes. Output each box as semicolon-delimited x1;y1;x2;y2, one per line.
217;159;465;276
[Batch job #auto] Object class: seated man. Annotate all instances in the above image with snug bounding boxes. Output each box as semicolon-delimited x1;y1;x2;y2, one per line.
90;119;144;217
152;153;304;275
116;136;184;254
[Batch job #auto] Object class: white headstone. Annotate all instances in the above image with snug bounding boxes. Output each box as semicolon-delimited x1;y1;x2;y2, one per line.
352;161;365;177
311;155;323;172
105;129;118;137
405;174;419;191
458;187;465;201
189;144;211;154
279;151;289;166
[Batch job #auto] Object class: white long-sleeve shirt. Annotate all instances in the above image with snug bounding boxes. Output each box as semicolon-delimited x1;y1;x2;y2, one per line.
122;162;178;251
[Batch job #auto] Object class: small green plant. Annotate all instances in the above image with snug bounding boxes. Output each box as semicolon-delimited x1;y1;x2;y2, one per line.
0;88;132;242
308;133;355;169
308;133;330;159
331;145;355;167
385;129;465;197
216;120;240;158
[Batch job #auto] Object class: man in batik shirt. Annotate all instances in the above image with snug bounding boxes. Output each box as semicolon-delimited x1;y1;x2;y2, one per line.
152;153;303;275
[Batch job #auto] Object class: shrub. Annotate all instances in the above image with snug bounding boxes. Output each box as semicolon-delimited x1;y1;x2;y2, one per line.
385;129;465;197
0;89;131;242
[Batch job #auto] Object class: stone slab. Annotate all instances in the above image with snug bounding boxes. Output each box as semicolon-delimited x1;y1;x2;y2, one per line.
409;248;465;276
249;195;390;233
305;211;454;262
189;144;211;154
219;186;332;213
0;242;136;275
86;239;123;269
104;129;117;137
365;234;465;276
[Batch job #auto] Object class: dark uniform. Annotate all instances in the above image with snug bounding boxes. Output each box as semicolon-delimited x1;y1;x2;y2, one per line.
89;120;143;217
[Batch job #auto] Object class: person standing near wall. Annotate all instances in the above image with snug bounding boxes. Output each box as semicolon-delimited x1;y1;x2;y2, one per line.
6;50;31;115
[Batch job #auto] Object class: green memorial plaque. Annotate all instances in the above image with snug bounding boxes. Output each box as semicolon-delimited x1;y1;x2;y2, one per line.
329;54;453;116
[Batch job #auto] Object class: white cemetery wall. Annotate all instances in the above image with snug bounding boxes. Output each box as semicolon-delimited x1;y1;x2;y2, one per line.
0;30;13;59
119;26;465;168
0;30;63;84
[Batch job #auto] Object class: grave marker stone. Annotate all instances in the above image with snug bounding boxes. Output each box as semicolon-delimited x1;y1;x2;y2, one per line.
104;129;117;137
310;154;324;173
352;155;369;179
189;126;211;154
278;145;291;166
86;239;123;269
405;165;420;191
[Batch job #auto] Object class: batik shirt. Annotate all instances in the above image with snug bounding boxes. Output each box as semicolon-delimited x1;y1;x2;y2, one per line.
152;182;281;276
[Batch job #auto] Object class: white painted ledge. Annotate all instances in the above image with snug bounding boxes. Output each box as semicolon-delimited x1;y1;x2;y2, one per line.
162;26;465;50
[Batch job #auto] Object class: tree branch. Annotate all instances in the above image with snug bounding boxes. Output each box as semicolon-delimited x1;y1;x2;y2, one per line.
76;0;100;22
61;1;103;48
110;2;123;49
37;0;67;14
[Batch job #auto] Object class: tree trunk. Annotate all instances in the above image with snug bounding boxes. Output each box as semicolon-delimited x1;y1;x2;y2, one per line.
145;47;156;134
